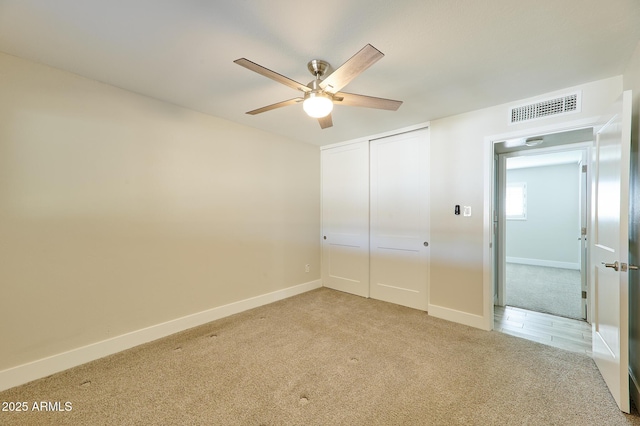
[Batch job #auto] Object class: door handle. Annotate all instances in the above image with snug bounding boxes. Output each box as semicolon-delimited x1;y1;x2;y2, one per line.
620;263;638;272
602;261;619;271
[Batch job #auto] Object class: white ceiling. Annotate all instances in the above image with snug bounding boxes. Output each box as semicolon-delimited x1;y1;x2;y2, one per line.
1;0;639;146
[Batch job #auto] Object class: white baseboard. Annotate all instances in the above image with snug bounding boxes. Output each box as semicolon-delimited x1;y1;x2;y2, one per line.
428;304;492;331
631;367;640;412
0;279;322;392
506;257;580;270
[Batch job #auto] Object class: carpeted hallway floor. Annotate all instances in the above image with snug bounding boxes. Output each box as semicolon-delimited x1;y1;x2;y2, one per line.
506;263;583;319
1;287;638;425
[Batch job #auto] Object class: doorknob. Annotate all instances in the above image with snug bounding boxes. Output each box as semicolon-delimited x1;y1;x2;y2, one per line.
620;263;638;272
602;261;619;271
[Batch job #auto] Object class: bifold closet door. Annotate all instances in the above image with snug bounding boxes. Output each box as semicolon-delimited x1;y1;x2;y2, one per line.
321;141;369;297
370;129;430;310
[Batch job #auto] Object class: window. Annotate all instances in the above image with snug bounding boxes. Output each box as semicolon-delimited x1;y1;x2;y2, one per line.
506;182;527;220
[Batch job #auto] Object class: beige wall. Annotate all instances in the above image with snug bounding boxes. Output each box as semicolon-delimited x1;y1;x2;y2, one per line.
0;52;320;371
624;40;640;406
429;76;622;318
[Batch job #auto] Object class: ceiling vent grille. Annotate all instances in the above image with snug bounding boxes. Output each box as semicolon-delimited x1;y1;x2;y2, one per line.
509;91;581;124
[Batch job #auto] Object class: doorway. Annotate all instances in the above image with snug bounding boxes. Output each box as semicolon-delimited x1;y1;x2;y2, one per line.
493;128;593;332
498;147;588;320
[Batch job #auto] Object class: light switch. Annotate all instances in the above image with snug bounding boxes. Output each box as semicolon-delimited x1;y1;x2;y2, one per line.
463;206;472;217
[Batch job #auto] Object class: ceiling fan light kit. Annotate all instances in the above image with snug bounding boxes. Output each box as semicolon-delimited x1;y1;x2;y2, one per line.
234;44;403;129
303;92;333;118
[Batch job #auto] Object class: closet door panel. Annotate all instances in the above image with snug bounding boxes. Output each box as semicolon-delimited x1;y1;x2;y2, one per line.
370;129;430;310
321;142;369;297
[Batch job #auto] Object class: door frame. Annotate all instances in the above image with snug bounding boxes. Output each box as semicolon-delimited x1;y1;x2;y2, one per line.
483;117;603;331
494;142;591;320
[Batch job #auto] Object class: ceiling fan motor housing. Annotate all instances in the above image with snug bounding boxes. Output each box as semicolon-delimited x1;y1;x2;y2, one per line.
307;59;330;79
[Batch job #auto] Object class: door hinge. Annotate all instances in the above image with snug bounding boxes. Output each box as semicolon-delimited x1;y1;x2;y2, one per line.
582;164;587;173
581;227;587;236
582;290;587;299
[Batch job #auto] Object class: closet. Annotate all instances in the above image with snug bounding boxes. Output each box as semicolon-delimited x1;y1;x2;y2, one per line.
321;127;430;310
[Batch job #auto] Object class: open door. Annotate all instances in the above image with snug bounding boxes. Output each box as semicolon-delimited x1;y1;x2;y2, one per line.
591;90;633;413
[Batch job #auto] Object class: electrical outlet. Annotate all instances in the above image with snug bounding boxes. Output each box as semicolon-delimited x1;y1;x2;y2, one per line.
305;264;310;273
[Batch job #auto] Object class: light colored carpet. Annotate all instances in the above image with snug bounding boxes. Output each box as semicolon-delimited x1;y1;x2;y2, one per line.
506;263;583;319
1;288;638;425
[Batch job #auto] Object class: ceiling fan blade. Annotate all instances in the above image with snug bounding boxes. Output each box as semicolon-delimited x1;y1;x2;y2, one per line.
318;113;333;129
334;92;402;110
234;58;311;93
246;98;304;115
319;44;384;93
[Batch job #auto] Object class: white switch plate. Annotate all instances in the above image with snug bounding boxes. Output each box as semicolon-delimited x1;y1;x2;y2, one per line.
463;206;472;217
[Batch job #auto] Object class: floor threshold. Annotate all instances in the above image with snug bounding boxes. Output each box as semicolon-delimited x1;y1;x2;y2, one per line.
495;305;592;355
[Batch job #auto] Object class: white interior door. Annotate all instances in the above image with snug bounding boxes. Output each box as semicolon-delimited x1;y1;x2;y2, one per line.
370;128;430;310
321;141;370;297
591;90;632;413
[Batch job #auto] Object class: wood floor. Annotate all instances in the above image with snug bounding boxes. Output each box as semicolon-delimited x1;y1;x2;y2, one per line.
494;305;592;355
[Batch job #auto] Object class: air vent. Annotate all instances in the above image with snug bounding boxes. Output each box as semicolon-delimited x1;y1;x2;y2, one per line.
509;91;581;124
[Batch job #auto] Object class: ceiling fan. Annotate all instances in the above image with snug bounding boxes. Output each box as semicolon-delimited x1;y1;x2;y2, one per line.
234;44;403;129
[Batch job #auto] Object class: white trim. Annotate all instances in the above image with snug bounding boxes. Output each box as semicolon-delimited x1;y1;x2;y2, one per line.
506;257;580;270
320;122;430;150
0;279;322;392
484;128;496;328
428;304;491;331
487;117;600;146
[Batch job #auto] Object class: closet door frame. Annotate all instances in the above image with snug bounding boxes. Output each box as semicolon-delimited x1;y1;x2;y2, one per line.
320;123;430;304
